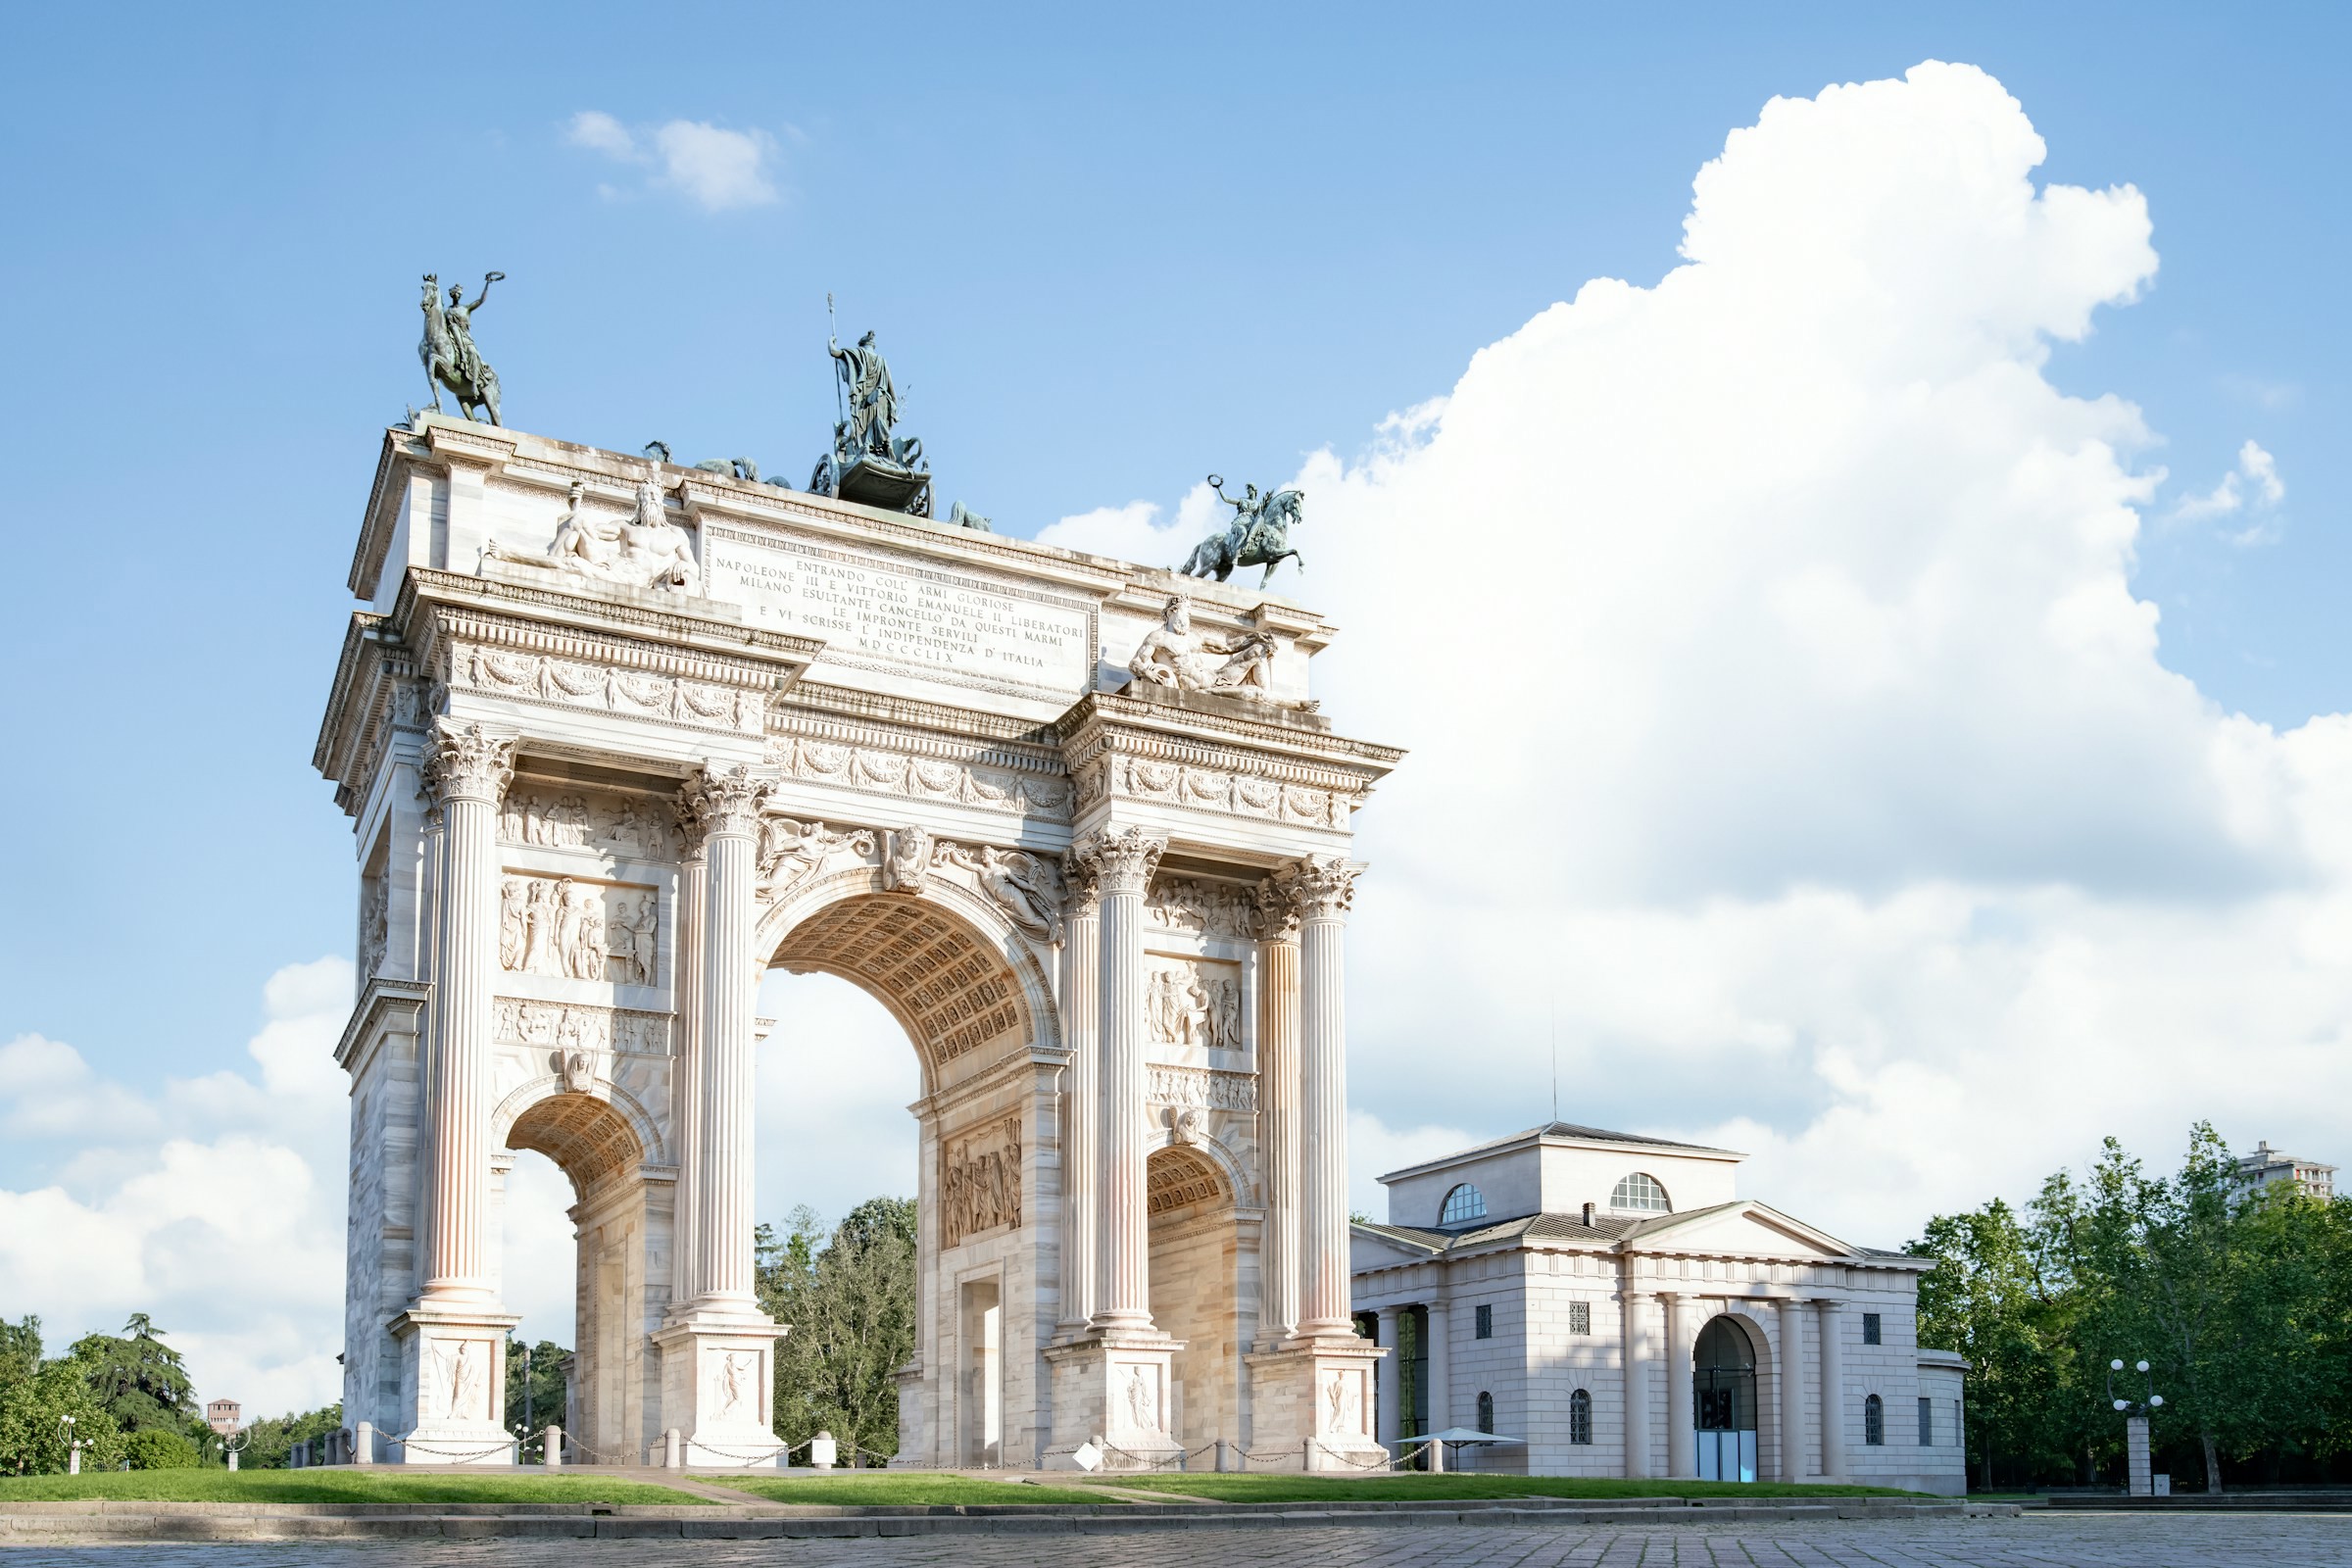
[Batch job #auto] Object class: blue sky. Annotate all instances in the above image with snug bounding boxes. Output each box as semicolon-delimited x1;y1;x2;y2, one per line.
2;6;2348;1401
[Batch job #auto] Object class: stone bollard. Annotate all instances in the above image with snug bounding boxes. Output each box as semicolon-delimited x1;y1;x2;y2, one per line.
355;1422;374;1466
1213;1438;1231;1473
809;1431;837;1470
544;1425;563;1470
68;1446;80;1476
664;1428;683;1469
227;1450;239;1472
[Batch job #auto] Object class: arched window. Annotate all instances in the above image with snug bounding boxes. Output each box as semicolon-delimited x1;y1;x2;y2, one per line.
1439;1183;1488;1227
1609;1171;1671;1212
1476;1391;1495;1434
1864;1394;1885;1446
1569;1388;1592;1446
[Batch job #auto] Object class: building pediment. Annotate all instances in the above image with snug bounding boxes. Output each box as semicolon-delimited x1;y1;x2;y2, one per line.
1622;1200;1864;1261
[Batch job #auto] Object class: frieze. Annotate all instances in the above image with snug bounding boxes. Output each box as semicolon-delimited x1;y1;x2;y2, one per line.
498;875;661;986
1146;958;1244;1052
941;1114;1023;1248
1147;1063;1258;1113
455;641;762;734
767;733;1071;819
492;998;672;1056
1146;876;1255;942
500;788;678;859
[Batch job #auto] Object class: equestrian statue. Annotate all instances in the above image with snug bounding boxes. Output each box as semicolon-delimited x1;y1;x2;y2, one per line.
1180;475;1304;587
417;270;504;425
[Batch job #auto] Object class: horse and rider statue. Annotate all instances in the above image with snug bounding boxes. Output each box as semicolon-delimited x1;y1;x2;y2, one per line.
418;270;504;425
1180;475;1304;587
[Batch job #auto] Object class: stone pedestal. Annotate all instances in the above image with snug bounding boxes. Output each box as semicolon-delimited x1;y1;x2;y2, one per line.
1039;1332;1185;1470
391;1303;522;1464
2127;1414;2152;1497
1246;1340;1390;1472
651;1319;791;1467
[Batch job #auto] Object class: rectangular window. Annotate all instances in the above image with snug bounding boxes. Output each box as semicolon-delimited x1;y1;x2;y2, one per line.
1569;1300;1592;1336
1475;1303;1494;1340
1918;1396;1933;1446
1862;1312;1883;1345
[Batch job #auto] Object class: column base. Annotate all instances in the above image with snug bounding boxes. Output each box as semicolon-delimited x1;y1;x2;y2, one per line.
651;1312;792;1467
390;1303;524;1465
1244;1340;1390;1472
1039;1328;1188;1470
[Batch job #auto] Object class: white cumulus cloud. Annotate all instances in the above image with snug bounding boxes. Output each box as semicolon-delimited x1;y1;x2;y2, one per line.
566;110;779;212
2171;437;2286;545
1050;61;2349;1245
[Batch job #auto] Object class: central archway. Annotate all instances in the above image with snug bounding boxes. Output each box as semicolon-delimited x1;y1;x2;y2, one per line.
754;875;1062;1466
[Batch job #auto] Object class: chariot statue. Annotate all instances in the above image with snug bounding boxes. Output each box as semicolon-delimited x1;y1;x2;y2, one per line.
807;297;933;516
1180;475;1303;587
417;271;504;426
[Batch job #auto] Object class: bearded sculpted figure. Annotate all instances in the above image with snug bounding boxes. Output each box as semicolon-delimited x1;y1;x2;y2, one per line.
885;825;935;894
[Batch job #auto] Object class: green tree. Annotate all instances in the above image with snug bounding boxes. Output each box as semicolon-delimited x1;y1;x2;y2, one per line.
757;1197;917;1463
68;1314;199;1438
0;1320;127;1476
504;1338;569;1449
1907;1198;2066;1490
235;1404;344;1470
123;1427;202;1470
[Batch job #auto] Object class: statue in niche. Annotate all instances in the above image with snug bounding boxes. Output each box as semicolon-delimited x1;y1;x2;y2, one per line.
450;1340;482;1421
499;878;526;970
718;1351;756;1417
417;271;504;426
1326;1372;1352;1434
1179;476;1304;587
360;877;389;980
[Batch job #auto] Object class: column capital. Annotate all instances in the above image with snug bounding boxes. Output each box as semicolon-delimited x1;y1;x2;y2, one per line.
1270;855;1360;925
418;721;515;808
680;764;772;841
1812;1297;1846;1312
1068;825;1164;898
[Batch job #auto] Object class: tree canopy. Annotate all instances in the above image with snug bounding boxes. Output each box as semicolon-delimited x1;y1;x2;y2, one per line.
756;1196;917;1463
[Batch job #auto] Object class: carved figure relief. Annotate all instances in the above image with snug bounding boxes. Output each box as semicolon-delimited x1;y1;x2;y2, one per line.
939;843;1064;943
493;999;669;1056
561;1046;601;1094
499;791;677;858
1146;960;1243;1052
425;1339;486;1423
716;1350;757;1418
1146;876;1254;942
360;876;389;981
1326;1371;1359;1436
1147;1064;1258;1112
1126;595;1301;706
1124;1364;1159;1433
884;825;934;894
757;815;877;897
499;875;660;986
940;1116;1022;1248
454;645;755;735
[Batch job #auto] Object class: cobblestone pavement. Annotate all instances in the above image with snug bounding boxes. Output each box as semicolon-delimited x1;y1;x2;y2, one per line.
8;1514;2351;1568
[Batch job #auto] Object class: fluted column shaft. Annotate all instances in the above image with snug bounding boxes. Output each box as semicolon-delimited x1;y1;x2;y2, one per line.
1056;870;1102;1331
1425;1298;1451;1436
1255;919;1301;1344
1775;1298;1809;1481
1664;1293;1695;1478
1085;827;1163;1331
1816;1299;1847;1480
1623;1289;1653;1478
1290;856;1359;1338
1375;1306;1403;1446
668;832;709;1311
418;723;514;1302
685;766;770;1312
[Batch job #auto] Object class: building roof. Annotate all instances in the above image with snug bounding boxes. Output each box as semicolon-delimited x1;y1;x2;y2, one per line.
1378;1120;1743;1184
1353;1200;1920;1270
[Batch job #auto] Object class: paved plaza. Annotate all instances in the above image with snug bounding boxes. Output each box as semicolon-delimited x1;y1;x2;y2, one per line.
9;1514;2350;1568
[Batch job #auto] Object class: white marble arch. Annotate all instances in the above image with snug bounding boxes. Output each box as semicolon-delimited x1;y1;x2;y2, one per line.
318;416;1401;1470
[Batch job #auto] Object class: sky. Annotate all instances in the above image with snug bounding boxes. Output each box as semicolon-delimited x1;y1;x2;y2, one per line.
2;4;2349;1415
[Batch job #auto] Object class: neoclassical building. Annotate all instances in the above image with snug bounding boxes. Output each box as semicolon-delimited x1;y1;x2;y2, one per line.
315;414;1400;1467
1351;1122;1968;1494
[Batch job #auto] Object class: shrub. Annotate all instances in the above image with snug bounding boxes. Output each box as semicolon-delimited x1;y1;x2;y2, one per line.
123;1429;201;1470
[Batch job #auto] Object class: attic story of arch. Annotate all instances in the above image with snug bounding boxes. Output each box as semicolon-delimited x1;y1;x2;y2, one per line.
319;305;1406;1468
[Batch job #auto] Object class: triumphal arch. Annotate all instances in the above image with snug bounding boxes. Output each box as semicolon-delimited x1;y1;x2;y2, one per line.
316;413;1399;1467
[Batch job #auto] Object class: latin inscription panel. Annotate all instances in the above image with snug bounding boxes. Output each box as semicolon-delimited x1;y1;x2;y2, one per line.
704;525;1094;697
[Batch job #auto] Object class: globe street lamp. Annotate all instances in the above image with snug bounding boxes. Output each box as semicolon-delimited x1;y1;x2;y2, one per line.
2106;1358;2165;1497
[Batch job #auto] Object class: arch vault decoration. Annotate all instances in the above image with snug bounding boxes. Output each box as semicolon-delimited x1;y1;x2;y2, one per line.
316;415;1403;1467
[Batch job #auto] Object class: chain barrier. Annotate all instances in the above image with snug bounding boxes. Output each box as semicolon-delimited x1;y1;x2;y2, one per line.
387;1436;522;1464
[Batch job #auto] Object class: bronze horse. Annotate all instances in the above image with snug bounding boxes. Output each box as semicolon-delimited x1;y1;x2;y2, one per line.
418;271;503;425
1180;487;1305;587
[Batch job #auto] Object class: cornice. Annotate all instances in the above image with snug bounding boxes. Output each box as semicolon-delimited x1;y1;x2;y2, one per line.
1058;690;1404;772
394;568;824;668
336;978;430;1074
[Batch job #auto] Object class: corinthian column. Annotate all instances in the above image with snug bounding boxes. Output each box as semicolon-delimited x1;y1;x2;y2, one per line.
1055;849;1104;1332
667;815;709;1314
1253;879;1302;1345
1085;825;1164;1332
1284;855;1360;1340
680;764;771;1314
416;721;514;1303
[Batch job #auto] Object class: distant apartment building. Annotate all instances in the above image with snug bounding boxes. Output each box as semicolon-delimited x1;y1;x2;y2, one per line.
2232;1142;2335;1202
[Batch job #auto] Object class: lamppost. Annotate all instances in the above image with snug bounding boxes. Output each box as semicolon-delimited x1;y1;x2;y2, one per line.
220;1419;249;1473
2107;1357;2165;1497
59;1414;83;1477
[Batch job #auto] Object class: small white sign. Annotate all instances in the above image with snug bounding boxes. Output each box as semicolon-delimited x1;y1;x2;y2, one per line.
2153;1474;2171;1496
1072;1440;1103;1472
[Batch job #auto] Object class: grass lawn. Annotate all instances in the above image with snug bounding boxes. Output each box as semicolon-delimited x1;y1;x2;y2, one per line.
715;1473;1119;1507
0;1470;711;1505
1070;1473;1929;1504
